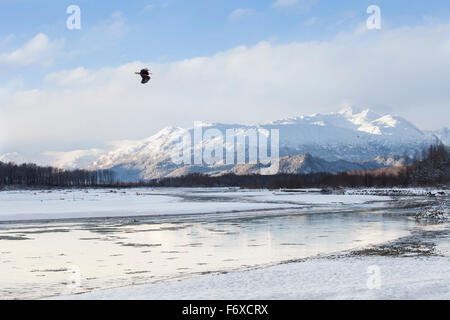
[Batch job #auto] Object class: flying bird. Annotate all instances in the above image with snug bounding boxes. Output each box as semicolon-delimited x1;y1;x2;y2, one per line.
135;68;152;84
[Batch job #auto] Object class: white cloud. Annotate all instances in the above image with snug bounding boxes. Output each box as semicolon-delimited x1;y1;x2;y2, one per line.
43;149;104;169
143;4;154;12
45;67;96;86
335;10;359;27
141;1;169;14
107;12;127;37
0;34;16;48
272;0;298;7
0;78;23;104
77;12;127;51
0;33;60;66
304;16;319;26
272;0;318;10
1;22;450;155
0;149;104;168
228;8;256;21
0;152;25;164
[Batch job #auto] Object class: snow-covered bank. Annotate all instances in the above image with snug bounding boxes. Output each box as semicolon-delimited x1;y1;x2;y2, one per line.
344;188;449;197
3;187;447;300
58;255;450;300
0;188;392;221
416;201;449;223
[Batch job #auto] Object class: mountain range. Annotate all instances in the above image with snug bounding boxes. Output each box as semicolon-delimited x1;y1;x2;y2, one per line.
84;107;444;181
1;107;447;181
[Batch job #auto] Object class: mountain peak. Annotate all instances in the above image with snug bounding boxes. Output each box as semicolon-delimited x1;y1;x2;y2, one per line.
429;127;450;145
151;126;186;139
8;107;443;176
338;106;380;120
337;106;366;116
373;114;398;128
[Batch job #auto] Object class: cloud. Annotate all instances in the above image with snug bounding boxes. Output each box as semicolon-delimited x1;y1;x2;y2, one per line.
0;34;16;48
1;22;450;155
228;8;256;21
107;12;127;37
0;152;25;164
272;0;298;7
303;16;319;26
77;12;127;51
143;4;154;12
0;149;104;168
0;78;23;103
141;1;169;13
45;67;96;86
42;149;104;169
0;33;60;66
272;0;318;11
335;10;359;27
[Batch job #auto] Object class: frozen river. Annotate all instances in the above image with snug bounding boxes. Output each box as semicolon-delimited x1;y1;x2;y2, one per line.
0;188;434;299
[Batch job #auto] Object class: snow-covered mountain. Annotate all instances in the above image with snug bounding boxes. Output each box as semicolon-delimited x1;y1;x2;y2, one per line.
0;150;103;170
86;107;441;180
0;152;26;164
428;127;450;146
213;154;409;176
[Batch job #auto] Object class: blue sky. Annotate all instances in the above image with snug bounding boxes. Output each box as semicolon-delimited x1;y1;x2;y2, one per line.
1;0;450;160
2;0;450;79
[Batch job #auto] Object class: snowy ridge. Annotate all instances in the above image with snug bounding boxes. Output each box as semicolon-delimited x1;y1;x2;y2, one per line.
84;107;441;180
428;127;450;146
2;107;446;180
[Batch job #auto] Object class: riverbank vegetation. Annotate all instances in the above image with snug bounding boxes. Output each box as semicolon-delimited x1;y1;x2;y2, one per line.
1;144;448;189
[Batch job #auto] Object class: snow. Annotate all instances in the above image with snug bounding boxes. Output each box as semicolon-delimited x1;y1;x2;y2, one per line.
0;188;392;221
345;188;450;197
85;107;439;179
0;152;25;164
1;186;446;300
5;107;444;178
373;115;398;128
0;189;286;221
42;149;104;169
345;109;383;135
428;127;450;145
199;190;392;204
58;255;450;300
416;202;449;223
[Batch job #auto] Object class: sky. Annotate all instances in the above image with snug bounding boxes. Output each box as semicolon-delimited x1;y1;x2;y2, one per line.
1;0;450;163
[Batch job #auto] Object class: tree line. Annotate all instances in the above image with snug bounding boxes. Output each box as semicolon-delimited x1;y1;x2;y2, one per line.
0;162;116;187
148;144;449;189
0;144;448;189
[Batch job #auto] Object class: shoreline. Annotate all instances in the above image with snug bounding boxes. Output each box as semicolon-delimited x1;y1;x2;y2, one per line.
0;187;446;300
56;256;450;300
55;224;450;300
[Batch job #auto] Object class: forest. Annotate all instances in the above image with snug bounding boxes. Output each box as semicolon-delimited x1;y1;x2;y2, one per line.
145;144;449;189
0;162;116;187
0;144;448;189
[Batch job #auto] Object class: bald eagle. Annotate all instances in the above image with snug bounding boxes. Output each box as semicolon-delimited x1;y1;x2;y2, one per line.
135;68;151;84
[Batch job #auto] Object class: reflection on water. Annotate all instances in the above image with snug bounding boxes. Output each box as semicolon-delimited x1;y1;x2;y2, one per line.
0;203;417;299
